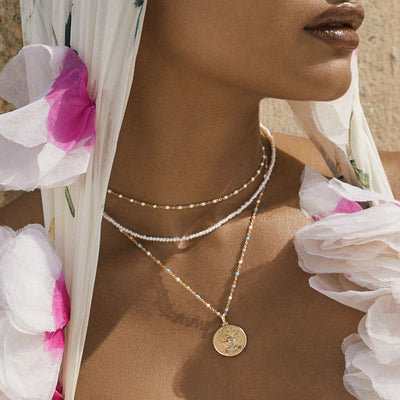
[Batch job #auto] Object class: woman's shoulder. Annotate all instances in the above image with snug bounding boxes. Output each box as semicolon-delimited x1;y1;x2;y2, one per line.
380;150;400;199
273;132;332;177
273;132;400;199
0;190;44;229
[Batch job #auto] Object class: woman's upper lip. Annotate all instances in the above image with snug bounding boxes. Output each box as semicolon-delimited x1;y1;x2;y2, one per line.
304;3;365;31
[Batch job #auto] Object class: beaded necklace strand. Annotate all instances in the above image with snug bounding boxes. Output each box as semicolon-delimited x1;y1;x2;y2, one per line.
104;186;265;357
104;131;275;243
104;125;275;356
107;145;266;210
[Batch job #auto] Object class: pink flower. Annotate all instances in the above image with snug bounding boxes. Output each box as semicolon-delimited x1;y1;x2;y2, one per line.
295;168;400;400
0;225;70;400
0;44;96;191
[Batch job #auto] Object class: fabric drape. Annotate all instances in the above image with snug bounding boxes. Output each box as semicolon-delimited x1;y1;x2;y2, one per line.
20;1;147;398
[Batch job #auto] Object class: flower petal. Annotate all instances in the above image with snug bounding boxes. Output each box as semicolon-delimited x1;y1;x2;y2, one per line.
0;320;62;400
0;225;69;400
0;225;69;334
295;171;400;400
343;334;400;400
358;296;400;365
0;44;96;191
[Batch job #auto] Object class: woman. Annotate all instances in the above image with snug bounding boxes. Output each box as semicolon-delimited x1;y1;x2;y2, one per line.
1;1;399;399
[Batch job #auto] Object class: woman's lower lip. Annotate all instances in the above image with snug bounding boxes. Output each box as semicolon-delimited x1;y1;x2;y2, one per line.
305;27;359;49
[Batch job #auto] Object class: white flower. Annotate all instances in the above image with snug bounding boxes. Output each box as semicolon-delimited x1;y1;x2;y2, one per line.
0;44;96;191
295;169;400;400
0;225;69;400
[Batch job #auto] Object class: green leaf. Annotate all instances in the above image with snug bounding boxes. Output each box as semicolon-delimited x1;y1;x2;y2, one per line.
65;12;72;47
350;160;370;189
134;2;144;39
51;25;59;45
65;186;76;217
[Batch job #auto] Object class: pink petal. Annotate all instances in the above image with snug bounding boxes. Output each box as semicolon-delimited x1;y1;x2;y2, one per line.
52;272;70;330
43;330;65;363
333;197;363;214
46;47;96;153
52;381;64;400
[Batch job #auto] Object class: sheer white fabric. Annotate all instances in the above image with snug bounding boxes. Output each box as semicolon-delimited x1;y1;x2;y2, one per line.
0;45;95;191
20;1;147;398
0;225;68;400
295;168;400;400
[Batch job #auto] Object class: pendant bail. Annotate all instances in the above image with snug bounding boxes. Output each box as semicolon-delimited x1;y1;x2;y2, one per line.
220;314;228;326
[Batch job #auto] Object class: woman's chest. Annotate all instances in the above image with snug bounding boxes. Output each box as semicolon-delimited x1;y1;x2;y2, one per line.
75;206;362;399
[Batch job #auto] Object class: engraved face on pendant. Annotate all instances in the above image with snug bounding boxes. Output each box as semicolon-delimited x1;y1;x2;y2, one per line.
213;324;247;357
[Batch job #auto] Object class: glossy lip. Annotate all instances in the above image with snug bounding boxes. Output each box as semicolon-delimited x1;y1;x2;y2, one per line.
304;3;365;49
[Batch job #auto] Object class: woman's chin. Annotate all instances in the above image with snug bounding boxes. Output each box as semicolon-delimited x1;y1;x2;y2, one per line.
301;59;353;101
316;74;352;101
275;65;353;102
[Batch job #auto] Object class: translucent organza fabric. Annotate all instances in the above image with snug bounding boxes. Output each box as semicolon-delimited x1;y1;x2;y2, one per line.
0;45;95;191
19;2;147;397
0;0;391;398
0;225;69;400
295;168;400;400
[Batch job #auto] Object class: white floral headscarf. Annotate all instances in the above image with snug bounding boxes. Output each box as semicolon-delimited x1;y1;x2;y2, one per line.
1;1;393;398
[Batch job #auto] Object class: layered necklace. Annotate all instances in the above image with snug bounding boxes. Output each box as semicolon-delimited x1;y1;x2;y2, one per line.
104;125;276;357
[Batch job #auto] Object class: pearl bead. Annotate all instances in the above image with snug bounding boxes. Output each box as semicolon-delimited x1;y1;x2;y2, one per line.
103;129;276;246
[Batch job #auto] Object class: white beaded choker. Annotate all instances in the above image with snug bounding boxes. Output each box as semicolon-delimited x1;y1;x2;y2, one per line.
103;126;276;242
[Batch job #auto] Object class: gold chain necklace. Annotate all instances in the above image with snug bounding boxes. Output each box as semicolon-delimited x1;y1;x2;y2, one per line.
107;144;266;210
104;186;265;357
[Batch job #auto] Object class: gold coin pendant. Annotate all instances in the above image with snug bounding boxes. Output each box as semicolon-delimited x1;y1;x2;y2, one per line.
212;324;247;357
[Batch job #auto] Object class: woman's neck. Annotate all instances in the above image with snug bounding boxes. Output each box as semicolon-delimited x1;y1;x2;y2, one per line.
107;37;264;238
